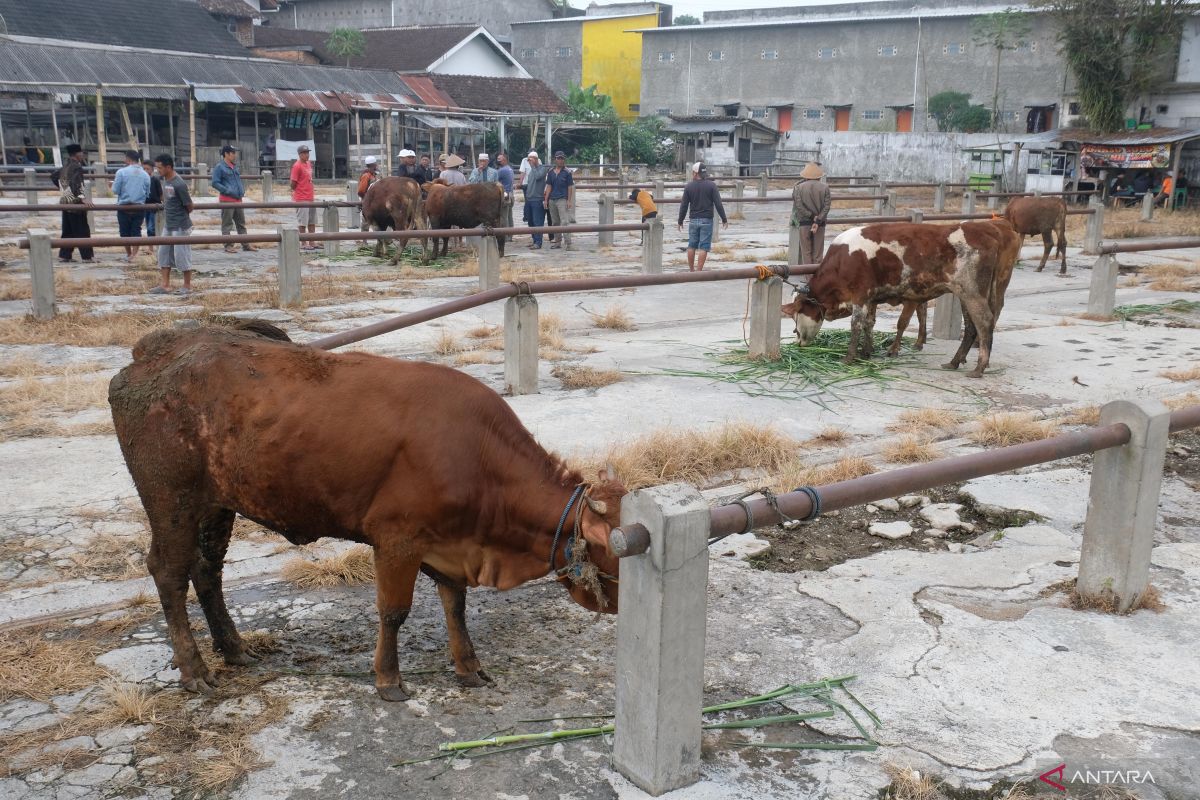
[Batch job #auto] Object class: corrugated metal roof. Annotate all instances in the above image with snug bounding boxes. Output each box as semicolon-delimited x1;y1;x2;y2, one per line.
410;113;487;131
1015;127;1200;148
400;76;460;110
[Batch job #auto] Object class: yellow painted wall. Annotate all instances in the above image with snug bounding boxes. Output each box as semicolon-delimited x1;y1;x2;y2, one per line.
581;13;659;121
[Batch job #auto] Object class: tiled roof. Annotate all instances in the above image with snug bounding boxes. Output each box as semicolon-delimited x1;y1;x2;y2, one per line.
198;0;261;19
0;0;251;57
252;25;482;72
426;73;567;114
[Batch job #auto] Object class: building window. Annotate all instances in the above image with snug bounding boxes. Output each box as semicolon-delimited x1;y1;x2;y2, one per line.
707;50;724;61
1015;40;1037;52
1156;104;1169;114
657;51;675;62
697;109;714;116
877;44;898;57
1068;102;1081;115
862;109;883;120
943;42;965;54
817;47;837;59
656;107;671;115
750;108;768;119
628;103;640;112
555;47;573;57
999;111;1017;122
519;48;538;59
804;108;824;120
761;49;778;60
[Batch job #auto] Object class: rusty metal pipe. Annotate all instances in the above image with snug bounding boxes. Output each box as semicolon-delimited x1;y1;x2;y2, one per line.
1099;237;1200;255
1;200;361;213
1169;403;1200;434
613;194;885;205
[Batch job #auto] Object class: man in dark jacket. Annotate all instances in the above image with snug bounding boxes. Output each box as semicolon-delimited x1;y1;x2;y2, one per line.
791;162;832;264
677;162;727;271
395;149;429;183
53;143;93;263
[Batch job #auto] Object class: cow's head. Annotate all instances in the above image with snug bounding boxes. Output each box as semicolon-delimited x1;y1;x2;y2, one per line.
781;286;825;345
557;468;626;614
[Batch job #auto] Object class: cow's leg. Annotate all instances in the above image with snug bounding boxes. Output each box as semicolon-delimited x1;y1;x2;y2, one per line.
966;298;997;378
143;500;217;693
496;232;505;259
946;294;994;377
1057;221;1068;275
190;508;255;667
853;304;877;360
371;223;385;260
433;580;491;687
372;544;422;702
888;302;915;357
1036;230;1052;272
914;302;928;350
844;307;863;363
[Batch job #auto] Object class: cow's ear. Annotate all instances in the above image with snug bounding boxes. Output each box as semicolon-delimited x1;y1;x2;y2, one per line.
580;513;611;549
781;300;798;316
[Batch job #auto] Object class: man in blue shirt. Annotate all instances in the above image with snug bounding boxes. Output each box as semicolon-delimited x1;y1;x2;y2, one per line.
542;151;575;250
468;154;498;184
112;150;150;261
211;145;255;254
496;153;515;240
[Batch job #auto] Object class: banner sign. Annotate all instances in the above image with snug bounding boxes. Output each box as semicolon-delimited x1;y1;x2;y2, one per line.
275;139;316;161
1078;143;1171;169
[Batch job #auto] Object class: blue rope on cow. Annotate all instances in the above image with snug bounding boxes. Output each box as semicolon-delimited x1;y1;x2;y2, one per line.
549;484;585;574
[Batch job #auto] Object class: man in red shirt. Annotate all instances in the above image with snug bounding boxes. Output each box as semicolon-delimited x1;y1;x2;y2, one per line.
290;144;318;251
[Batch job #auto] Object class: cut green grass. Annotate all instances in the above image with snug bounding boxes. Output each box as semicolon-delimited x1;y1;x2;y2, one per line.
1112;299;1200;322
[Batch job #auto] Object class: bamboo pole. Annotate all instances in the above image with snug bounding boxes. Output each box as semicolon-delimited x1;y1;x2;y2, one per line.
96;88;107;166
188;91;196;170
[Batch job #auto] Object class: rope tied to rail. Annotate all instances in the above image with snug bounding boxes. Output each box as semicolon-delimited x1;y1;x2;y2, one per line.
510;281;532;296
710;485;817;547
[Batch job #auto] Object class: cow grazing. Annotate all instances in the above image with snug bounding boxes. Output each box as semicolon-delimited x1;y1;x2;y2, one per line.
108;321;625;701
361;177;425;264
1004;196;1067;274
423;181;506;262
782;221;1020;377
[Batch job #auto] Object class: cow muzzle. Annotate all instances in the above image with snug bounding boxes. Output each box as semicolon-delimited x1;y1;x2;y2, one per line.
793;313;824;346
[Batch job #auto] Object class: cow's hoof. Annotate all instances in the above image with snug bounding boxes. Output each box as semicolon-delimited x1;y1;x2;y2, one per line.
1035;267;1045;273
913;344;925;351
941;361;960;371
376;684;410;702
1056;272;1069;278
966;370;985;379
222;649;259;666
182;676;217;694
455;670;492;688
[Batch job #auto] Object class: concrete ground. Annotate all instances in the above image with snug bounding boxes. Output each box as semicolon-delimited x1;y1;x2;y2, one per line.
0;185;1198;799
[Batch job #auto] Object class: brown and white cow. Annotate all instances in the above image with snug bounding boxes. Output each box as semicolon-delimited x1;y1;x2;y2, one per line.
109;320;625;701
1004;196;1067;274
782;220;1020;377
423;181;506;262
361;176;425;264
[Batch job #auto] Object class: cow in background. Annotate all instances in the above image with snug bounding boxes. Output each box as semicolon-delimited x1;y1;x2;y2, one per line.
424;181;506;262
1004;196;1067;274
361;177;425;264
782;220;1021;377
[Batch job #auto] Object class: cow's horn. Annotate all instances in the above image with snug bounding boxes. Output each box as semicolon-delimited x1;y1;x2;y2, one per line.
586;497;608;515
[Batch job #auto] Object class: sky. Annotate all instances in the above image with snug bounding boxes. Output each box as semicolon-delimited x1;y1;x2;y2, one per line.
588;0;869;23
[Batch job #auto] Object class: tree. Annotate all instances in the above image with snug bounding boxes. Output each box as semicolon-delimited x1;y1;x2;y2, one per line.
325;27;365;67
673;14;701;25
971;10;1031;131
565;83;618;122
928;91;993;133
1032;0;1188;131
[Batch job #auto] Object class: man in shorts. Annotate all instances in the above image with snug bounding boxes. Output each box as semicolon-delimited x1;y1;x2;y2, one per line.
112;149;150;261
290;144;319;251
149;154;195;296
677;162;728;271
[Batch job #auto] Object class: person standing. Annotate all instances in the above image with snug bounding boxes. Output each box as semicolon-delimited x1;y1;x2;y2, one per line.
357;155;381;231
212;145;255;254
543;151;575;250
290;144;319;251
150;154;195;296
791;162;831;264
395;149;428;183
677;162;728;271
53;143;93;263
438;154;467;185
113;149;150;262
523;152;550;249
468;154;497;184
496;153;515;239
142;160;162;255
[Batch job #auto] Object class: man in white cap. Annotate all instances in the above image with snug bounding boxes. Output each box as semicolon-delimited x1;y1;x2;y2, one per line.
438;154;467;186
791;162;831;264
468;154;497;184
356;156;381;231
395;148;428;183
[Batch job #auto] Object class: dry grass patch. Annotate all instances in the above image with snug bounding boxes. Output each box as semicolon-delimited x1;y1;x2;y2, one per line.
281;545;375;588
552;365;623;390
1074;312;1116;322
0;628;108;703
0;371;114;441
0;357;105;379
591;305;635;331
1066;405;1102;426
1161;364;1200;382
886;407;962;435
240;630;282;654
454;350;501;366
466;324;499;339
807;426;850;445
1147;275;1200;292
881;764;940;800
787;455;877;488
539;311;566;349
883;436;938;463
1068;581;1165;615
432;330;465;356
500;264;586;282
586;422;796;490
60;530;150;581
0;310;169;347
99;682;159;725
1164;392;1200;410
969;413;1057;447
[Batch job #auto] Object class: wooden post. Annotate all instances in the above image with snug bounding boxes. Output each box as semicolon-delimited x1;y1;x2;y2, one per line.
758;172;768;197
187;92;197;173
96;87;108;168
261;170;273;203
733;180;744;216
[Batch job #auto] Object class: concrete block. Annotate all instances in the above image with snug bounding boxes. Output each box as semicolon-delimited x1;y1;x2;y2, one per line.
1141;190;1154;222
642;217;664;274
598;194;614;247
1083;198;1104;255
28;229;55;320
195;163;209;197
614;483;710;796
90;162;109;197
910;209;924;224
261;170;273;203
932;292;962;340
882;190;897;217
1087;253;1119;316
322;205;340;257
277;226;302;307
1077;399;1170;613
986;193;998;209
733;180;744;216
934;183;946;212
758;172;768;198
787;220;801;265
710;214;720;243
654;179;665;202
24;167;38;209
503;294;539;396
346;181;360;229
82;181;95;232
748;276;783;360
961;191;975;215
478;235;500;291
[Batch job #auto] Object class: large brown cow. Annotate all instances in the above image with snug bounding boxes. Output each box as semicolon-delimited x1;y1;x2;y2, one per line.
361;176;425;264
782;220;1020;377
1004;196;1067;274
424;181;506;262
108;321;625;701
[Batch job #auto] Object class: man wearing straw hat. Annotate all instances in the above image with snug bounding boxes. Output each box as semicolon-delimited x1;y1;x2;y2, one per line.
438;154;468;186
791;161;832;264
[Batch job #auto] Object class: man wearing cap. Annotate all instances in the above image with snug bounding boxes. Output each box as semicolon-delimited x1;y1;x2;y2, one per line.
543;151;575;250
523;152;550;249
113;149;150;261
290;144;318;250
52;143;94;263
356;156;381;231
395;149;428;183
468;154;497;184
438;154;468;186
677;161;727;271
212;145;255;254
791;162;831;264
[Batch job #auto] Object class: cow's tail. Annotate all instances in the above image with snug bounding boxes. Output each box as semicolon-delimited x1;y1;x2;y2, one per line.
1056;208;1067;256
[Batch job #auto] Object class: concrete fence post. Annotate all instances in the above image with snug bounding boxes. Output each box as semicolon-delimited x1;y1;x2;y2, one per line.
1033;189;1042;197
322;204;340;256
1087;253;1119;316
787;219;801;265
614;483;710;796
196;163;209;197
598;194;615;247
503;293;539;396
910;209;924;224
28;228;55;320
932;292;962;340
478;234;501;291
710;213;720;243
1141;190;1154;222
882;190;897;217
24;167;38;209
748;276;783;360
346;181;360;229
1077;398;1171;613
277;226;302;307
961;190;976;215
733;180;744;216
986;193;998;209
1083;198;1104;255
261;170;273;203
91;162;109;198
934;182;946;213
82;181;95;232
758;172;768;198
653;178;665;202
618;170;629;198
641;217;664;274
873;193;884;215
